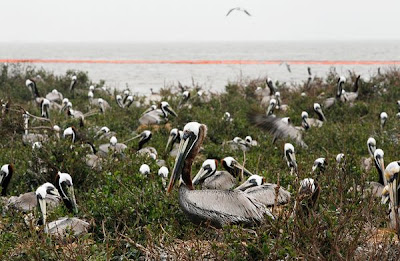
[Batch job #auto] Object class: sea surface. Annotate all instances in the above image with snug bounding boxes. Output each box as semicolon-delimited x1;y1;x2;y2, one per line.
0;41;399;94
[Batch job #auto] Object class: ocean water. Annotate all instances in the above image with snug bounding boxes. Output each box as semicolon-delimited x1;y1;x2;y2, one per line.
0;41;399;94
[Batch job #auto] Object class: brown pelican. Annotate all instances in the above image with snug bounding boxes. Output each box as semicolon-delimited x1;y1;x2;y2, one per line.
343;75;360;103
139;102;177;125
284;143;298;176
245;136;258;147
97;98;111;113
311;103;327;125
266;98;277;116
223;112;233;122
85;142;102;170
115;94;124;108
364;149;386;197
165;128;183;157
167;122;273;227
226;7;251;16
25;78;43;104
383;162;400;231
22;113;48;145
293;178;320;217
235;175;291;207
40;98;50;118
361;137;376;173
98;136;127;157
36;181;89;236
158;166;169;188
322;76;345;109
249;112;307;148
69;75;77;92
45;89;63;102
63;126;82;143
380;112;388;129
94;126;116;141
0;164;14;196
192;159;239;190
274;92;288;111
139;164;150;176
54;172;78;213
260;78;276;106
311;158;327;174
225;137;247;151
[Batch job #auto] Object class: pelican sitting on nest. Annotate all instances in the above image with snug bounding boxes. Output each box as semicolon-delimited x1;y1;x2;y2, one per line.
167;122;274;227
36;179;90;236
165;128;183;157
139;101;177;125
235;175;291;207
98;136;127;157
85;142;102;170
249;112;308;148
45;89;63;103
192;157;252;190
94;126;117;141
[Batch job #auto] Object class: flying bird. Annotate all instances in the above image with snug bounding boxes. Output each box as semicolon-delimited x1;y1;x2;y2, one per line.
226;7;251;16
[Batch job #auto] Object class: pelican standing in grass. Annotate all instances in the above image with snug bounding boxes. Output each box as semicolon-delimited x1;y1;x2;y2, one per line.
361;137;376;172
69;75;77;92
343;75;360;103
235;175;291;207
383;162;400;232
284;143;298;176
167;122;273;227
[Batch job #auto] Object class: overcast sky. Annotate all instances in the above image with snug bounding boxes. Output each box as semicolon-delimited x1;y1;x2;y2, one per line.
1;0;399;42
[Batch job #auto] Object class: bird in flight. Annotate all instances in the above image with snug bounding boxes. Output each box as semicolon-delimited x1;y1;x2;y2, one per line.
226;7;251;16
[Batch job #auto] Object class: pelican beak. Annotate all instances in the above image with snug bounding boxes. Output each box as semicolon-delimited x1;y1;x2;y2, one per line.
303;118;310;130
232;161;253;177
192;166;211;185
311;164;318;173
378;157;385;177
37;195;47;226
100;103;105;114
235;179;257;191
66;185;78;214
166;106;177;117
165;134;175;153
266;103;274;116
0;171;4;185
167;132;197;193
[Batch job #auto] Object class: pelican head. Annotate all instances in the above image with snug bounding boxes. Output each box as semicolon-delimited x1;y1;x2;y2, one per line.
374;149;385;183
192;159;217;185
158;166;169;179
101;126;110;133
123;90;130;97
221;156;253;177
245;136;253;146
110;136;118;146
131;130;152;150
223;112;231;121
0;164;13;196
142;104;157;115
312;158;327;173
235;174;266;191
35;183;61;226
72;75;77;81
56;172;78;214
336;153;345;164
63;127;77;143
380;112;388;128
284;143;297;174
182;90;190;100
139;164;150;176
337;76;346;98
89;85;95;91
299;178;317;195
88;90;94;99
367;137;376;157
41;98;50;118
266;99;277;116
51;89;58;94
313;103;326;121
165;128;180;152
160;101;177;118
167;122;207;193
32;141;42;150
266;78;275;94
301;111;310;130
281;117;291;125
53;125;61;132
98;98;106;113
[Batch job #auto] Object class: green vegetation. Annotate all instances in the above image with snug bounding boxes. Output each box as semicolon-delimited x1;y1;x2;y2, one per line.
0;63;400;260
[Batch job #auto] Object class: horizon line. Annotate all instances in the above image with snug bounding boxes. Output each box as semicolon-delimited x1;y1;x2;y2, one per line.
1;59;400;65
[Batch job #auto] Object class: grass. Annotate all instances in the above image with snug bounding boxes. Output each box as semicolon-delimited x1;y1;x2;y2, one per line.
1;63;400;260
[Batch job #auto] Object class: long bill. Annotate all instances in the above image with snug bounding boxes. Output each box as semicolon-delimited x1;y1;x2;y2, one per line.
37;195;47;226
232;161;254;178
235;179;257;191
165;134;175;153
192;167;211;185
66;185;78;214
167;132;197;193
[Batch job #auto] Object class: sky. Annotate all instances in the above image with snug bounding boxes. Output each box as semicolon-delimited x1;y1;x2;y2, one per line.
1;0;400;42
